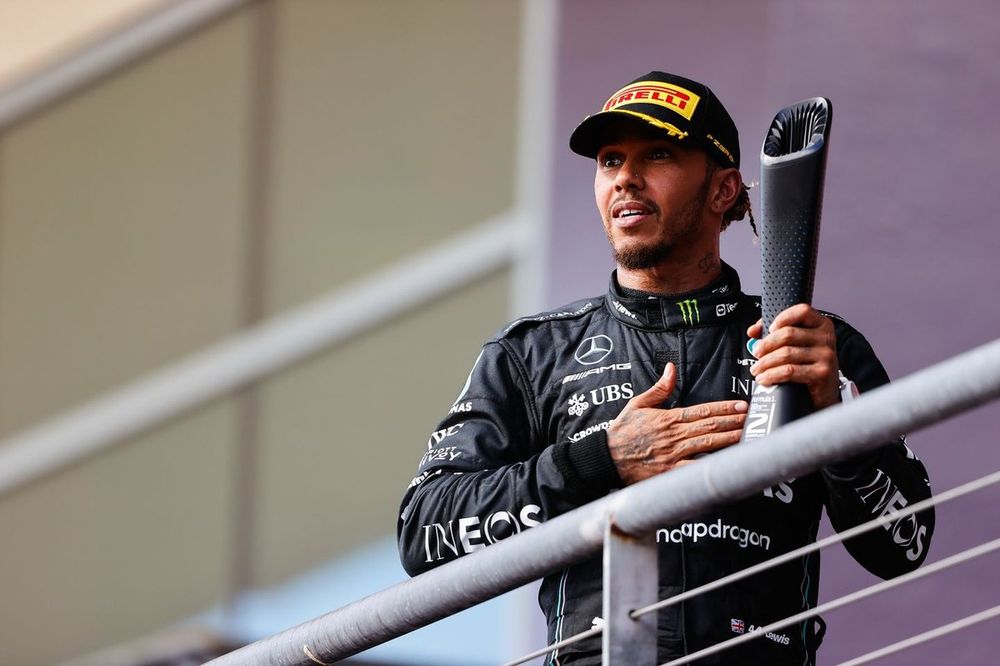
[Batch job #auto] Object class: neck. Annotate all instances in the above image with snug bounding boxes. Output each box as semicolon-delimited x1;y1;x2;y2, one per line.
616;249;722;295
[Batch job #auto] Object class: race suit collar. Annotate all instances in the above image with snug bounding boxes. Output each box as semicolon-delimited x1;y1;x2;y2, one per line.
606;262;744;330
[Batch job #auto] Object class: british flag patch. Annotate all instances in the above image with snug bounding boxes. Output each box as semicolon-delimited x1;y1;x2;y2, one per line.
731;618;745;634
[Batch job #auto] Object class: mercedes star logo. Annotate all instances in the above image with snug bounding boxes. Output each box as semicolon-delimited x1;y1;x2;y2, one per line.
574;335;614;365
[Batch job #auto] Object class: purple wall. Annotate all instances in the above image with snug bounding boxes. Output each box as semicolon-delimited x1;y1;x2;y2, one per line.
547;1;1000;663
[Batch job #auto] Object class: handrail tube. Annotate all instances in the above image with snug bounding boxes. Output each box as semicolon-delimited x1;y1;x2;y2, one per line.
0;217;518;496
207;338;1000;665
0;0;252;131
504;469;1000;666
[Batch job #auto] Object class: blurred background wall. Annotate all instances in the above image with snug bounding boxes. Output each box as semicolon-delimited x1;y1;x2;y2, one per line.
0;1;997;665
0;1;527;664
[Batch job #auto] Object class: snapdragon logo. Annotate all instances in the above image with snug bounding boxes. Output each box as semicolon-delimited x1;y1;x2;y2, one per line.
656;519;772;551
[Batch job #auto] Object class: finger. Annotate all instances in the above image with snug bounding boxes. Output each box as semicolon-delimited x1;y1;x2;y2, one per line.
750;326;833;359
630;362;677;408
753;361;835;388
746;319;763;339
684;429;743;456
769;303;830;333
686;413;748;436
750;344;834;377
678;399;749;422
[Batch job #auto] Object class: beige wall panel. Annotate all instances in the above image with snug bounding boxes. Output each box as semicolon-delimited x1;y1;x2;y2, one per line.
253;270;511;585
0;399;236;666
0;0;169;89
0;10;252;435
267;0;521;312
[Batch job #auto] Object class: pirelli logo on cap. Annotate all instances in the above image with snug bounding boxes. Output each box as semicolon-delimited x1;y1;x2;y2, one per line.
603;81;701;120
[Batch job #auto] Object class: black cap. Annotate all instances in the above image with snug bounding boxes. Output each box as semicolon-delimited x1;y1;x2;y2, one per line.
569;71;740;168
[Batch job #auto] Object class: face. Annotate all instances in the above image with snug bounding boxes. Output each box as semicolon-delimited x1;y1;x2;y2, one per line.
594;132;715;271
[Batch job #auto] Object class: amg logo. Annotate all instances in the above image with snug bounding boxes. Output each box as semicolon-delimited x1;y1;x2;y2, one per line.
561;362;631;384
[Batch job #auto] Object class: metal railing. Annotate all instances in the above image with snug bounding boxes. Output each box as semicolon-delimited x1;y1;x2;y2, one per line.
0;0;252;131
0;216;519;497
205;338;1000;665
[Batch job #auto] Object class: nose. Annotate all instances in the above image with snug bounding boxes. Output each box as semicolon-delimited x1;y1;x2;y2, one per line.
614;158;643;191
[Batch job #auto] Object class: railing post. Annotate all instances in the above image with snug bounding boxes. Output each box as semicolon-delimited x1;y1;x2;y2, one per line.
603;521;658;665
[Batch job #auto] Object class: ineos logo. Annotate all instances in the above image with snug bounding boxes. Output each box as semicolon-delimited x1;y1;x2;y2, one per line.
574;335;613;365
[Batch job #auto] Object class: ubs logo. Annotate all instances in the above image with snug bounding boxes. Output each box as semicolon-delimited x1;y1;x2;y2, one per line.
574;335;613;365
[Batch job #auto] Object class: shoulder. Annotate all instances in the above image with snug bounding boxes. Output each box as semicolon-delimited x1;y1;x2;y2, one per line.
818;308;864;341
493;296;605;341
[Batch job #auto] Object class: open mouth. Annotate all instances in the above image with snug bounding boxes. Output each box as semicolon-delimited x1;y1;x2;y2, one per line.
611;200;656;223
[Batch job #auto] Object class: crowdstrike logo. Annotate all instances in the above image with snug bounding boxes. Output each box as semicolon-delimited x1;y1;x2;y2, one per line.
676;299;700;324
574;335;614;365
421;505;542;563
568;420;613;443
656;520;772;551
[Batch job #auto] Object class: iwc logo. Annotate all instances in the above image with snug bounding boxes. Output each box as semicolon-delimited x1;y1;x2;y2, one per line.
574;335;614;365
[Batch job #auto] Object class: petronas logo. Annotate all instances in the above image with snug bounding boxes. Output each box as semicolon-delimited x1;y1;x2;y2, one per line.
676;299;700;324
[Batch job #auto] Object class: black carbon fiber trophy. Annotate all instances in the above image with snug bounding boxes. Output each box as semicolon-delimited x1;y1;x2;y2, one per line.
741;98;833;443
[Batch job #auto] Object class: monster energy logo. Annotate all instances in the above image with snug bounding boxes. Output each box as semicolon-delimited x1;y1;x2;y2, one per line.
676;299;700;324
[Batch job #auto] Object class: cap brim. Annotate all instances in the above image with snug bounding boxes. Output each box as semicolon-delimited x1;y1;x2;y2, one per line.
569;110;693;158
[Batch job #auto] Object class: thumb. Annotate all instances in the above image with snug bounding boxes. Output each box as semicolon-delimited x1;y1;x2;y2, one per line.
631;362;677;408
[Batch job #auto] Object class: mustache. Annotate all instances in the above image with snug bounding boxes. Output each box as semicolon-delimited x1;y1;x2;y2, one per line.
609;195;659;216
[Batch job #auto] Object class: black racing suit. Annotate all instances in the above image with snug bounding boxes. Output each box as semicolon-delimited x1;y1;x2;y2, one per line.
398;264;933;665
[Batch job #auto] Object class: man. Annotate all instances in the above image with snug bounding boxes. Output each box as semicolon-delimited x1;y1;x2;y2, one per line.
397;71;933;664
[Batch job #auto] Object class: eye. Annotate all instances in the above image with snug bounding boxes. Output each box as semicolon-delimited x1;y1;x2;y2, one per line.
598;152;623;169
649;147;671;160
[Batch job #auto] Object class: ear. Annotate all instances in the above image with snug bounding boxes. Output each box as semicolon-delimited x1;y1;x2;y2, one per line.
709;167;742;215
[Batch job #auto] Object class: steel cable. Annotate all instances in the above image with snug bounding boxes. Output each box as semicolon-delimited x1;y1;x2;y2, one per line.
500;470;1000;666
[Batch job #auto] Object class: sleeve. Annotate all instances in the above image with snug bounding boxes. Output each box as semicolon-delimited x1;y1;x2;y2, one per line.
820;324;935;579
397;340;621;577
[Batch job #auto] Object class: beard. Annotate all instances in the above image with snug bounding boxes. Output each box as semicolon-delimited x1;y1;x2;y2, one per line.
608;173;711;270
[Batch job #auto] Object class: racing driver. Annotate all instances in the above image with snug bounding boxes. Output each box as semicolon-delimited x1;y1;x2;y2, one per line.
397;70;934;665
